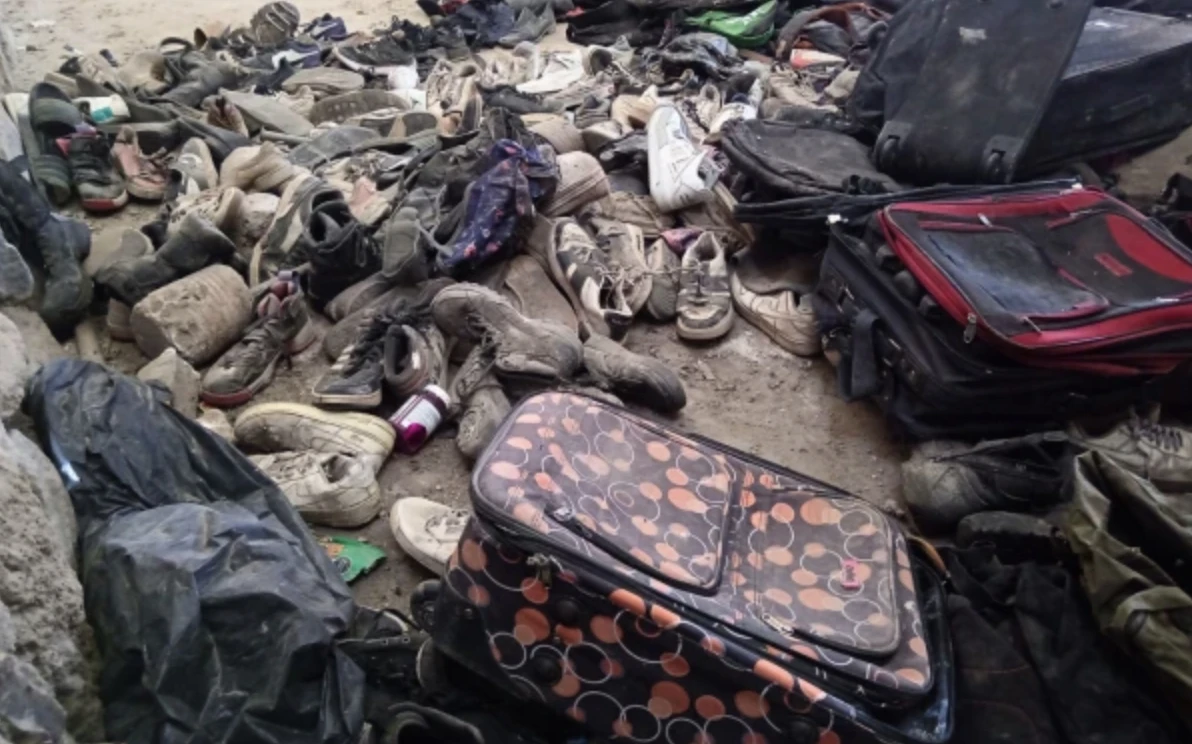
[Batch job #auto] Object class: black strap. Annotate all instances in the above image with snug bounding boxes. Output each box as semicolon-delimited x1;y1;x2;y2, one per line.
839;308;881;401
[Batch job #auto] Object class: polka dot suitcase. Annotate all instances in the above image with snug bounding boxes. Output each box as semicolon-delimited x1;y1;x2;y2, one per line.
434;392;954;744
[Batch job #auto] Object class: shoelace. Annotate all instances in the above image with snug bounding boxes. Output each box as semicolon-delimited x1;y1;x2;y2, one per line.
340;313;394;374
1136;420;1185;451
427;510;469;534
70;138;114;182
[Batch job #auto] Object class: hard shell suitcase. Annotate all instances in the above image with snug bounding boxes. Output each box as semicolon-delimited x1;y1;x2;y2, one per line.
433;392;954;744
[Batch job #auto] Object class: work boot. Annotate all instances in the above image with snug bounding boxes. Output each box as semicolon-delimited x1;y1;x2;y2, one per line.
201;276;315;407
1069;413;1192;490
248;450;382;528
234;401;396;473
304;199;380;310
451;344;510;460
583;333;686;413
96;212;235;306
902;432;1072;535
0;159;92;334
431;282;583;384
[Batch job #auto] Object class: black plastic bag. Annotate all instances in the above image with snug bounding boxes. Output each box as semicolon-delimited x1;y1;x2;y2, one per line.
24;359;365;744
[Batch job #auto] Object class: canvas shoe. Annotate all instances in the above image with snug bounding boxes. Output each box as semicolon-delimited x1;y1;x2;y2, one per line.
498;5;557;48
643;238;680;321
235;401;396;473
902;433;1072;535
1068;413;1192;490
583;333;686;413
730;272;819;356
389;497;469;575
60;131;128;213
547;218;635;341
451;345;510;460
431;283;584;383
201;278;316;407
647;103;719;213
333;35;417;76
250;451;382;528
111;126;169;201
313;311;393;410
677;232;733;341
386;324;450;401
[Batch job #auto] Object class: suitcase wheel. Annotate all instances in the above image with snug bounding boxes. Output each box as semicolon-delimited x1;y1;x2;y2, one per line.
788;717;820;744
892;270;923;302
874;244;903;273
918;294;942;320
531;655;564;685
876;136;899;172
983;151;1008;184
411;580;441;632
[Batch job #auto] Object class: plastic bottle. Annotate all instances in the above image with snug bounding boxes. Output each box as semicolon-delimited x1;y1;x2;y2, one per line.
389;384;451;454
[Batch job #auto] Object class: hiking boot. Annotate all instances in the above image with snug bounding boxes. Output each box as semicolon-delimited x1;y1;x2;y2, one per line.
432;283;584;383
167;186;245;236
451;344;510;460
96;212;235;306
333;35;416;76
390;497;468;574
386;323;450;400
249;451;382;528
643;238;679;321
112;127;168;201
647;103;719;213
304;199;381;310
1068;413;1192;490
61;131;128;213
234;401;396;473
201;278;315;407
548;218;634;340
204;96;250;138
250;174;340;284
677;233;733;341
730;272;819;356
219;142;299;193
583;332;685;413
250;1;302;47
0;159;92;334
313;311;392;409
902;432;1073;535
381;204;431;286
0;237;33;305
498;5;557;47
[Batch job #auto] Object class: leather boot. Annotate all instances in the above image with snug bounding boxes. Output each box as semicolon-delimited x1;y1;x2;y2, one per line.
96;212;235;306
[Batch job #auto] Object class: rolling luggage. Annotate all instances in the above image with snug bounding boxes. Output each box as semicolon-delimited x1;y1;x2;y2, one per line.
431;392;954;744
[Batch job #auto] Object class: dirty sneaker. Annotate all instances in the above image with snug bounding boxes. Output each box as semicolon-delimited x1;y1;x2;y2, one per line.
902;433;1072;535
730;272;819;356
647;103;718;213
389;497;469;574
643;238;679;321
313;311;393;410
385;324;450;401
235;401;396;473
583;333;686;413
452;345;510;460
112;127;169;201
250;450;383;528
201;277;315;408
677;232;734;341
1068;412;1192;490
333;35;417;76
547;218;634;340
61;130;128;213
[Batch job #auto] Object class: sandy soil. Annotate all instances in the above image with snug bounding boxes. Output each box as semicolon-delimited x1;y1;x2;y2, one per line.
3;0;904;611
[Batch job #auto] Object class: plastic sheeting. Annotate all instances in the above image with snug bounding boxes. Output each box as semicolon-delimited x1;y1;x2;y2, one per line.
24;359;365;744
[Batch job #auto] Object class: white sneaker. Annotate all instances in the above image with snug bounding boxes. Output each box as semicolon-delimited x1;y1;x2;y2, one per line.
250;450;382;528
390;497;469;575
516;51;584;95
647;103;719;213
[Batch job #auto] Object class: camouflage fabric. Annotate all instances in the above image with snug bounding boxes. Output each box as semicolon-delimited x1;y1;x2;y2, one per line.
1065;451;1192;731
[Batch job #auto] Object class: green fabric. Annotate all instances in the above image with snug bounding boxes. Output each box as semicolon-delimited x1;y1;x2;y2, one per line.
684;0;777;48
1065;452;1192;729
319;536;387;583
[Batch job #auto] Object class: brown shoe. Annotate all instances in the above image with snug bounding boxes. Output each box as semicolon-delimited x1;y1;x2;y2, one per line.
112;127;169;201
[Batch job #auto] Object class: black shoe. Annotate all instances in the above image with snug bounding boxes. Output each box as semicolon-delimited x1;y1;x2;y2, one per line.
312;311;394;409
955;511;1066;565
96;212;234;306
479;85;562;115
304;200;380;310
902;432;1073;535
162;57;242;110
0;159;92;335
431;23;469;61
332;35;416;74
60;131;128;213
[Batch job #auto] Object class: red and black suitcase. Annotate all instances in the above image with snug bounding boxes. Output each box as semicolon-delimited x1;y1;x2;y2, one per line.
431;392;953;744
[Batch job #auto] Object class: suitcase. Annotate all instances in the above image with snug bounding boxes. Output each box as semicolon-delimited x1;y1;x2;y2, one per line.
431;392;955;744
813;196;1187;440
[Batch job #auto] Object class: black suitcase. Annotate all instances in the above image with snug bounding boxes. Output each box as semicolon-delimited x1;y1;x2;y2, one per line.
813;211;1185;440
853;4;1192;180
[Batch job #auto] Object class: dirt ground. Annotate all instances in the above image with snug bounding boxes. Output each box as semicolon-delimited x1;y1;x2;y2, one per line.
3;1;903;611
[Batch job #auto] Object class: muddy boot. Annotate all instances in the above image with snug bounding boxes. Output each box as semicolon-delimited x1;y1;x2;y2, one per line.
431;282;584;384
451;345;510;460
0;159;92;335
96;212;236;306
582;332;686;413
305;200;380;310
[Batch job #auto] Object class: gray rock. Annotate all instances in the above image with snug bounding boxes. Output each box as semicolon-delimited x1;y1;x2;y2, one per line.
0;307;68;369
129;265;252;367
137;348;201;418
196;407;236;442
4;431;77;568
0;600;14;653
0;312;30;420
0;649;69;744
0;425;103;739
82;227;152;279
234;192;280;256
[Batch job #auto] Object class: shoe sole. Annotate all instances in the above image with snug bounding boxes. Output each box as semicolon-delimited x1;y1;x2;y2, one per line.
330;47;408;77
677;309;735;342
733;293;820;356
81;191;129;213
390;502;449;575
312;388;384;410
305;482;383;528
124;181;165;201
235;401;396;455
